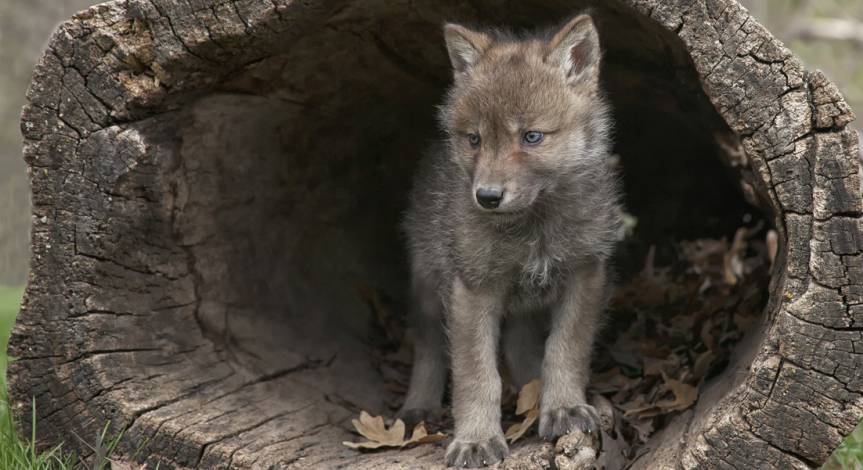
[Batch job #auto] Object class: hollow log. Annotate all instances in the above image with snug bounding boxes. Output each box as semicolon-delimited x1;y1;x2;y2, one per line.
9;0;862;468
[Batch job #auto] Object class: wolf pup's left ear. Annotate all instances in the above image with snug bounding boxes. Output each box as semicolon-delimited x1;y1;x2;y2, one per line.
546;15;601;86
443;23;492;78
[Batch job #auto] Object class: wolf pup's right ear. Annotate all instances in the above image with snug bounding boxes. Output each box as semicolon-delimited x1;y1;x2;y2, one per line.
546;15;601;87
443;23;492;78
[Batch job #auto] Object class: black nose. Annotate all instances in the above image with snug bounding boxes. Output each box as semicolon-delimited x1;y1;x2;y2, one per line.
476;187;504;209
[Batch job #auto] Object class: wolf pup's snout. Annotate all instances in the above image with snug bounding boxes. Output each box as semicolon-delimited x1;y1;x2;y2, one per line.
475;187;504;209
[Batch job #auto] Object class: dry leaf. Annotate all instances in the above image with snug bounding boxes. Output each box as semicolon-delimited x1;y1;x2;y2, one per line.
506;379;542;443
598;226;771;457
592;367;638;394
621;396;662;419
656;374;698;413
405;422;448;446
622;374;699;419
343;411;404;449
691;350;715;381
766;229;778;267
342;411;445;450
505;408;539;443
516;379;541;415
629;417;655;443
723;228;748;285
643;357;672;377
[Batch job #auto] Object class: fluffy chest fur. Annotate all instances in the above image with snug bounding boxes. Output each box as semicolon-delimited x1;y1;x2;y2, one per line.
452;211;592;314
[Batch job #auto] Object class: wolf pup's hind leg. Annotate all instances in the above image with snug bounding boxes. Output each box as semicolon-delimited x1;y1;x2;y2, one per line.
398;270;447;427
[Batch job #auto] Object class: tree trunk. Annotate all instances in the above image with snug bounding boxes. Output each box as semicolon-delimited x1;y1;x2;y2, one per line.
9;0;861;468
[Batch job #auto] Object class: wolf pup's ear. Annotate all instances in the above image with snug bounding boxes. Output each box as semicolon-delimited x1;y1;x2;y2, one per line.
546;15;601;86
443;23;492;77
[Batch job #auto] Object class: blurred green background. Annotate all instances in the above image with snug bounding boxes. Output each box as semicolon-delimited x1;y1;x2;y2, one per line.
1;1;102;286
0;0;860;467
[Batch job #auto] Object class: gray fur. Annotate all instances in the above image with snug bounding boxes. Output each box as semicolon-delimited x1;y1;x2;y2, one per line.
400;14;622;468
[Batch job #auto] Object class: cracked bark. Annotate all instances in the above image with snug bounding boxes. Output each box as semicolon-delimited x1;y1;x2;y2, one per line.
8;0;862;468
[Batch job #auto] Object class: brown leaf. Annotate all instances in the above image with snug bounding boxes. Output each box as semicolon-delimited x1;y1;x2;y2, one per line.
766;229;779;267
621;374;699;419
620;397;663;419
516;379;541;415
691;350;715;381
504;379;542;443
643;357;672;377
405;422;447;446
343;411;405;449
505;408;539;443
656;374;698;413
591;367;638;394
342;411;446;450
723;227;748;285
629;418;655;443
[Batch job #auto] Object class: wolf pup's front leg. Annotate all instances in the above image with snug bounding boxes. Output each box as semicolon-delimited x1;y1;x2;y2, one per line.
445;277;508;468
538;261;606;440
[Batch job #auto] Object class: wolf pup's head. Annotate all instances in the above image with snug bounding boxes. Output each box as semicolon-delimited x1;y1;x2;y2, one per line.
440;15;611;217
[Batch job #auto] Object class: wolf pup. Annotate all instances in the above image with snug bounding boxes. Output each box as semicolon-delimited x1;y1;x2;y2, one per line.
400;14;622;468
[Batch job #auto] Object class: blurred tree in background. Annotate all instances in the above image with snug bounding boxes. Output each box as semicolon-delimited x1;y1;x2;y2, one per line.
0;0;861;284
741;0;863;123
0;1;101;285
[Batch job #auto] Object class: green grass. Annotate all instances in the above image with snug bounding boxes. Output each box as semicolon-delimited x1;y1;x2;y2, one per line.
0;286;22;366
0;285;151;469
0;285;23;431
825;423;863;470
0;285;77;468
0;398;75;469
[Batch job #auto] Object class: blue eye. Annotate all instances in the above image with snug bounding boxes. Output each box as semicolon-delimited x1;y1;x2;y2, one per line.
522;131;544;145
468;133;481;148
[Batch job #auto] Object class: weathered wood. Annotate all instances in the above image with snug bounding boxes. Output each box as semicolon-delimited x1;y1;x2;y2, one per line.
9;0;861;468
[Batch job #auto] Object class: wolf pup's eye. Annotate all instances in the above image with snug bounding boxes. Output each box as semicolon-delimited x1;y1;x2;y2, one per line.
467;133;481;149
522;131;544;145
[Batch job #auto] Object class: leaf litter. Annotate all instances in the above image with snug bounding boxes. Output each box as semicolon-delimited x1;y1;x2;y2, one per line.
593;223;773;457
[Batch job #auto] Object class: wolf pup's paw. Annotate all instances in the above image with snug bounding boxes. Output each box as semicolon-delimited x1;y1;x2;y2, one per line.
538;403;600;441
445;435;508;468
